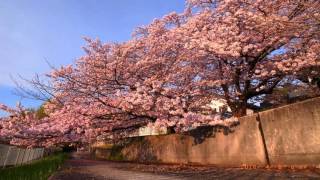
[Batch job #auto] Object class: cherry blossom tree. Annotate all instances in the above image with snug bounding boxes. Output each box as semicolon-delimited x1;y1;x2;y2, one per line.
44;38;238;136
0;103;87;147
130;0;320;115
1;0;319;147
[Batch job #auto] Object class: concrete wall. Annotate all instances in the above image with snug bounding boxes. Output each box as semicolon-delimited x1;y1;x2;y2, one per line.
94;97;320;167
188;114;266;165
259;97;320;166
115;114;266;166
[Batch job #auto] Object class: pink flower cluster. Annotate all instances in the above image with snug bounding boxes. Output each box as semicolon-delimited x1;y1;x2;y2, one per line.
1;0;319;147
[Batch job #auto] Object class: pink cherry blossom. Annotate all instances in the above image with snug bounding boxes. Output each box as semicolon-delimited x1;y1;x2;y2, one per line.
1;0;319;147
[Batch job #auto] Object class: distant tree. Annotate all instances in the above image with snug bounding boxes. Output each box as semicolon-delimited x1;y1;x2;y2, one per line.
35;105;48;119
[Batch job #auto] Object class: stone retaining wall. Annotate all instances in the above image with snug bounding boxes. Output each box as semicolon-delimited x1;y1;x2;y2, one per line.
94;97;320;167
259;97;320;166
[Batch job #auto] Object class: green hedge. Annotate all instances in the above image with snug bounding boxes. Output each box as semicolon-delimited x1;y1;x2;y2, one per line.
0;152;68;180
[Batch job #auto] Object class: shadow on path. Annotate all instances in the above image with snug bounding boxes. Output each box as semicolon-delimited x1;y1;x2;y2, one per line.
49;152;320;180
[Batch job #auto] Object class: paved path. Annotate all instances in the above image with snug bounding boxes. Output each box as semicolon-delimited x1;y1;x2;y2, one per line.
50;152;320;180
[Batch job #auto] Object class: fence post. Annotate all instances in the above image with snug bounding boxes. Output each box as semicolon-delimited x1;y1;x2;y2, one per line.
33;149;36;160
14;148;21;166
37;149;41;159
30;148;34;161
34;149;38;160
2;146;12;168
40;148;44;158
28;149;34;162
24;148;30;163
19;149;26;165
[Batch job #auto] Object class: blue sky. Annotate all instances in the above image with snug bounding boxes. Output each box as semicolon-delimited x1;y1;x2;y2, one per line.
0;0;185;115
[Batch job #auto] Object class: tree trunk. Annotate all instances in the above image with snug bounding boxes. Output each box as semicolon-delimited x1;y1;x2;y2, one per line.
231;100;248;117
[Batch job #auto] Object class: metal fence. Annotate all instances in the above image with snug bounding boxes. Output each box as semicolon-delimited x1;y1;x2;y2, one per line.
0;144;45;168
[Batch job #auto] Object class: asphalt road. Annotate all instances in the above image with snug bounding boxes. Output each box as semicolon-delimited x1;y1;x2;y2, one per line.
49;152;320;180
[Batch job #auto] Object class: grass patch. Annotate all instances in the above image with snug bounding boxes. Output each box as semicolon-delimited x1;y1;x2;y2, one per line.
0;152;68;180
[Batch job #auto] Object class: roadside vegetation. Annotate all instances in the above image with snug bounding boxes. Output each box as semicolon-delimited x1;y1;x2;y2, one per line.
0;152;68;180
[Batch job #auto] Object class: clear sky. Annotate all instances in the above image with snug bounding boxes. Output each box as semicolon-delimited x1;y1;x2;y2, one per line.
0;0;185;115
